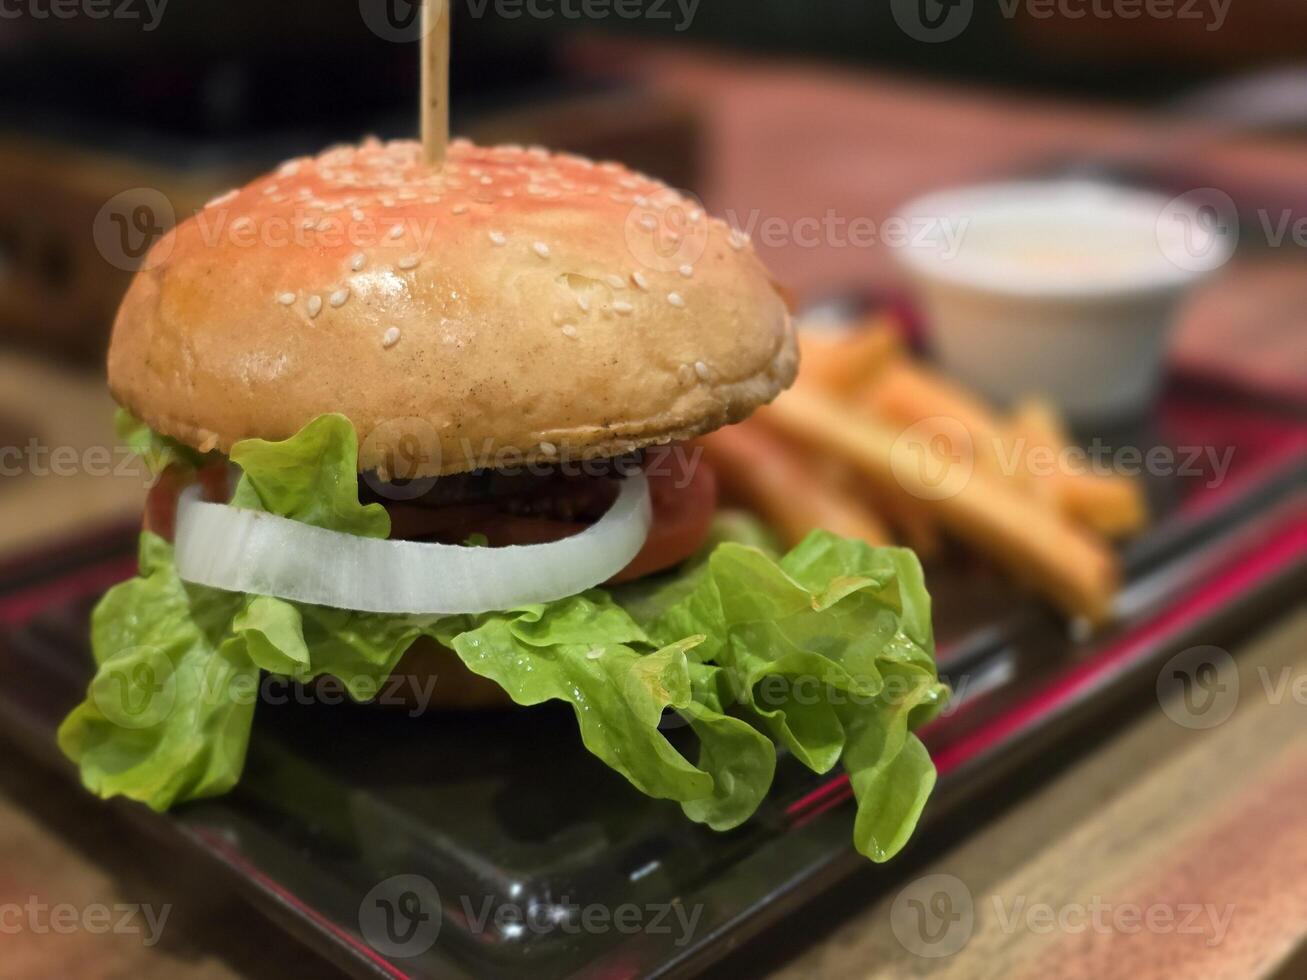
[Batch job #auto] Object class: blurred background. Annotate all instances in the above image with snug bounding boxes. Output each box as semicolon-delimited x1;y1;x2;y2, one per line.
1;3;1306;978
4;0;1307;358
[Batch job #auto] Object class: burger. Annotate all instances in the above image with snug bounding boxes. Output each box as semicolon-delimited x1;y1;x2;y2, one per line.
59;138;948;862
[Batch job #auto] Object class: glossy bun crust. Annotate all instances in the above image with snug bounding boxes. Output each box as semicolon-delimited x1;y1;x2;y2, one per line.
109;139;796;475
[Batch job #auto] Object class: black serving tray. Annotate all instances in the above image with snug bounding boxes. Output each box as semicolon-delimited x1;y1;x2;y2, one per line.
0;373;1303;979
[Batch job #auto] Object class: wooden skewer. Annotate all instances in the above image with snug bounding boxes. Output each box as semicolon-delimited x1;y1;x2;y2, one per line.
421;0;451;166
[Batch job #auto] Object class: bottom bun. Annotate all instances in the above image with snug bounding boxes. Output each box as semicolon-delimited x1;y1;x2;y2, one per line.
384;636;513;711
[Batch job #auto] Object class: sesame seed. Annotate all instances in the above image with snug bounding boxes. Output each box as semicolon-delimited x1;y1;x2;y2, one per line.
307;295;323;318
667;292;686;308
632;271;650;291
351;208;366;222
350;252;367;271
231;216;253;232
533;241;551;259
388;224;404;239
605;274;627;290
277;292;296;306
729;229;750;250
397;255;420;270
382;327;401;349
679;264;694;278
688;209;704;223
539;441;558;456
695;361;711;381
329;287;350;308
613;301;635;315
452;204;469;215
561;325;578;338
640;216;657;232
576;296;591;312
489;230;507;246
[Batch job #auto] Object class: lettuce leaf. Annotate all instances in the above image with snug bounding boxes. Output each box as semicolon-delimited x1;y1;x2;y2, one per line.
60;414;948;860
60;532;258;808
114;408;214;473
628;532;948;859
228;416;391;539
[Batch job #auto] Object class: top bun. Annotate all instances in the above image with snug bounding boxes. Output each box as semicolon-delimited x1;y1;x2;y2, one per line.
108;138;797;476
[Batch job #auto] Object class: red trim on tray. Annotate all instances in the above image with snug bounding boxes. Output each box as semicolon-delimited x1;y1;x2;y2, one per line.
0;555;139;627
191;828;413;980
1178;438;1306;522
930;517;1304;775
785;771;857;820
786;510;1306;822
789;786;857;829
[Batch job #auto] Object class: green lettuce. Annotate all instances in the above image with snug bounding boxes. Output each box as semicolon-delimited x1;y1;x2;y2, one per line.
60;414;948;861
114;408;215;474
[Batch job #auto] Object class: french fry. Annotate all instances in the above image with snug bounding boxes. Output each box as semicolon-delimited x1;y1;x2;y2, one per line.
856;358;1009;476
796;319;904;396
858;363;1147;538
1007;399;1149;538
748;409;944;557
862;479;943;559
697;420;890;549
801;435;942;558
758;386;1120;624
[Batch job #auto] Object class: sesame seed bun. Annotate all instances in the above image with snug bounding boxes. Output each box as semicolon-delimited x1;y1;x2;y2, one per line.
108;138;797;475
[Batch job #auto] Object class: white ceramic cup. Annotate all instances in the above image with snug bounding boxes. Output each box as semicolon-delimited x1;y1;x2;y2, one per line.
891;180;1236;423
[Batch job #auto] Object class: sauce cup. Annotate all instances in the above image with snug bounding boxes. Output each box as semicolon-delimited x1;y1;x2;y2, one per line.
891;180;1236;423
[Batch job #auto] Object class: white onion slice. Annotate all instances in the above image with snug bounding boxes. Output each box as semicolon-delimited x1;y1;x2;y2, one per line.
173;474;652;615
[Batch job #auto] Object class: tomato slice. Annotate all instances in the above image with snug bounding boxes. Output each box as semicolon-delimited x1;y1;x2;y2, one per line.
143;463;229;541
383;450;719;583
609;448;718;583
